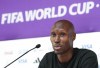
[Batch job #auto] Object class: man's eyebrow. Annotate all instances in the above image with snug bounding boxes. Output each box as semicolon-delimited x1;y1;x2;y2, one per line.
51;32;55;34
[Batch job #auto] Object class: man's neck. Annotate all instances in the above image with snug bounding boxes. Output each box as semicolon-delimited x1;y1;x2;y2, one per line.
57;49;73;63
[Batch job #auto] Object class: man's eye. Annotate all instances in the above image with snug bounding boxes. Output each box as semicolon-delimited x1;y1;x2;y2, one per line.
60;33;65;36
51;33;56;37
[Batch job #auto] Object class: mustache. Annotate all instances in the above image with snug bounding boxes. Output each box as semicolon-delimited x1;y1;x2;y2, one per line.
52;43;62;47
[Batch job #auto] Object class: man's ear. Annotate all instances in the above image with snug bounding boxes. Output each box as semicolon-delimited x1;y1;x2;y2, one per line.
72;32;76;41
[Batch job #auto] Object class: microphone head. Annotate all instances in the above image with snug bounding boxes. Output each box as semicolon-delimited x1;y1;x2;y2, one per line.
35;44;41;48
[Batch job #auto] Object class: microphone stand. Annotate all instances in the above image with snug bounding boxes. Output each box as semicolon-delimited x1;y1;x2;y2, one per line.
4;44;41;68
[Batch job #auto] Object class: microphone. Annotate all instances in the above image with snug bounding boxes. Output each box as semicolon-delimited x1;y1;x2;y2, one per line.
35;44;41;48
4;44;41;68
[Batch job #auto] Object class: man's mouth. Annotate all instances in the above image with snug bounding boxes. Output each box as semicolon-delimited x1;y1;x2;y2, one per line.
54;46;62;50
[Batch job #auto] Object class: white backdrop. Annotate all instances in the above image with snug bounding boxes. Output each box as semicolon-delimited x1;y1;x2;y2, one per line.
0;32;100;68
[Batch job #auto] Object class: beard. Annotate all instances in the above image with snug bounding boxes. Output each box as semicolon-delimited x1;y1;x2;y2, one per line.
54;47;72;55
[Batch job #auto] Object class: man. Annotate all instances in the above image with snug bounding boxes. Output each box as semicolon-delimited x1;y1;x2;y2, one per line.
38;20;98;68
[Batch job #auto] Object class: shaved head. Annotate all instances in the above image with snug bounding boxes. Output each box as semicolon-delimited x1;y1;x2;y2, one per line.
50;19;76;55
52;20;75;35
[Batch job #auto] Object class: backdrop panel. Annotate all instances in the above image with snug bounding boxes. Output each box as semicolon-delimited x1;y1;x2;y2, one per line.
0;0;100;40
0;32;100;68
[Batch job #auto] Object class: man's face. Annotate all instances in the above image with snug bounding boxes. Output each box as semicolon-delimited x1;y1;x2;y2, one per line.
50;23;74;54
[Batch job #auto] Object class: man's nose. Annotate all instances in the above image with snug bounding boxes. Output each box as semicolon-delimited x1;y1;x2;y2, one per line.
55;36;60;43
